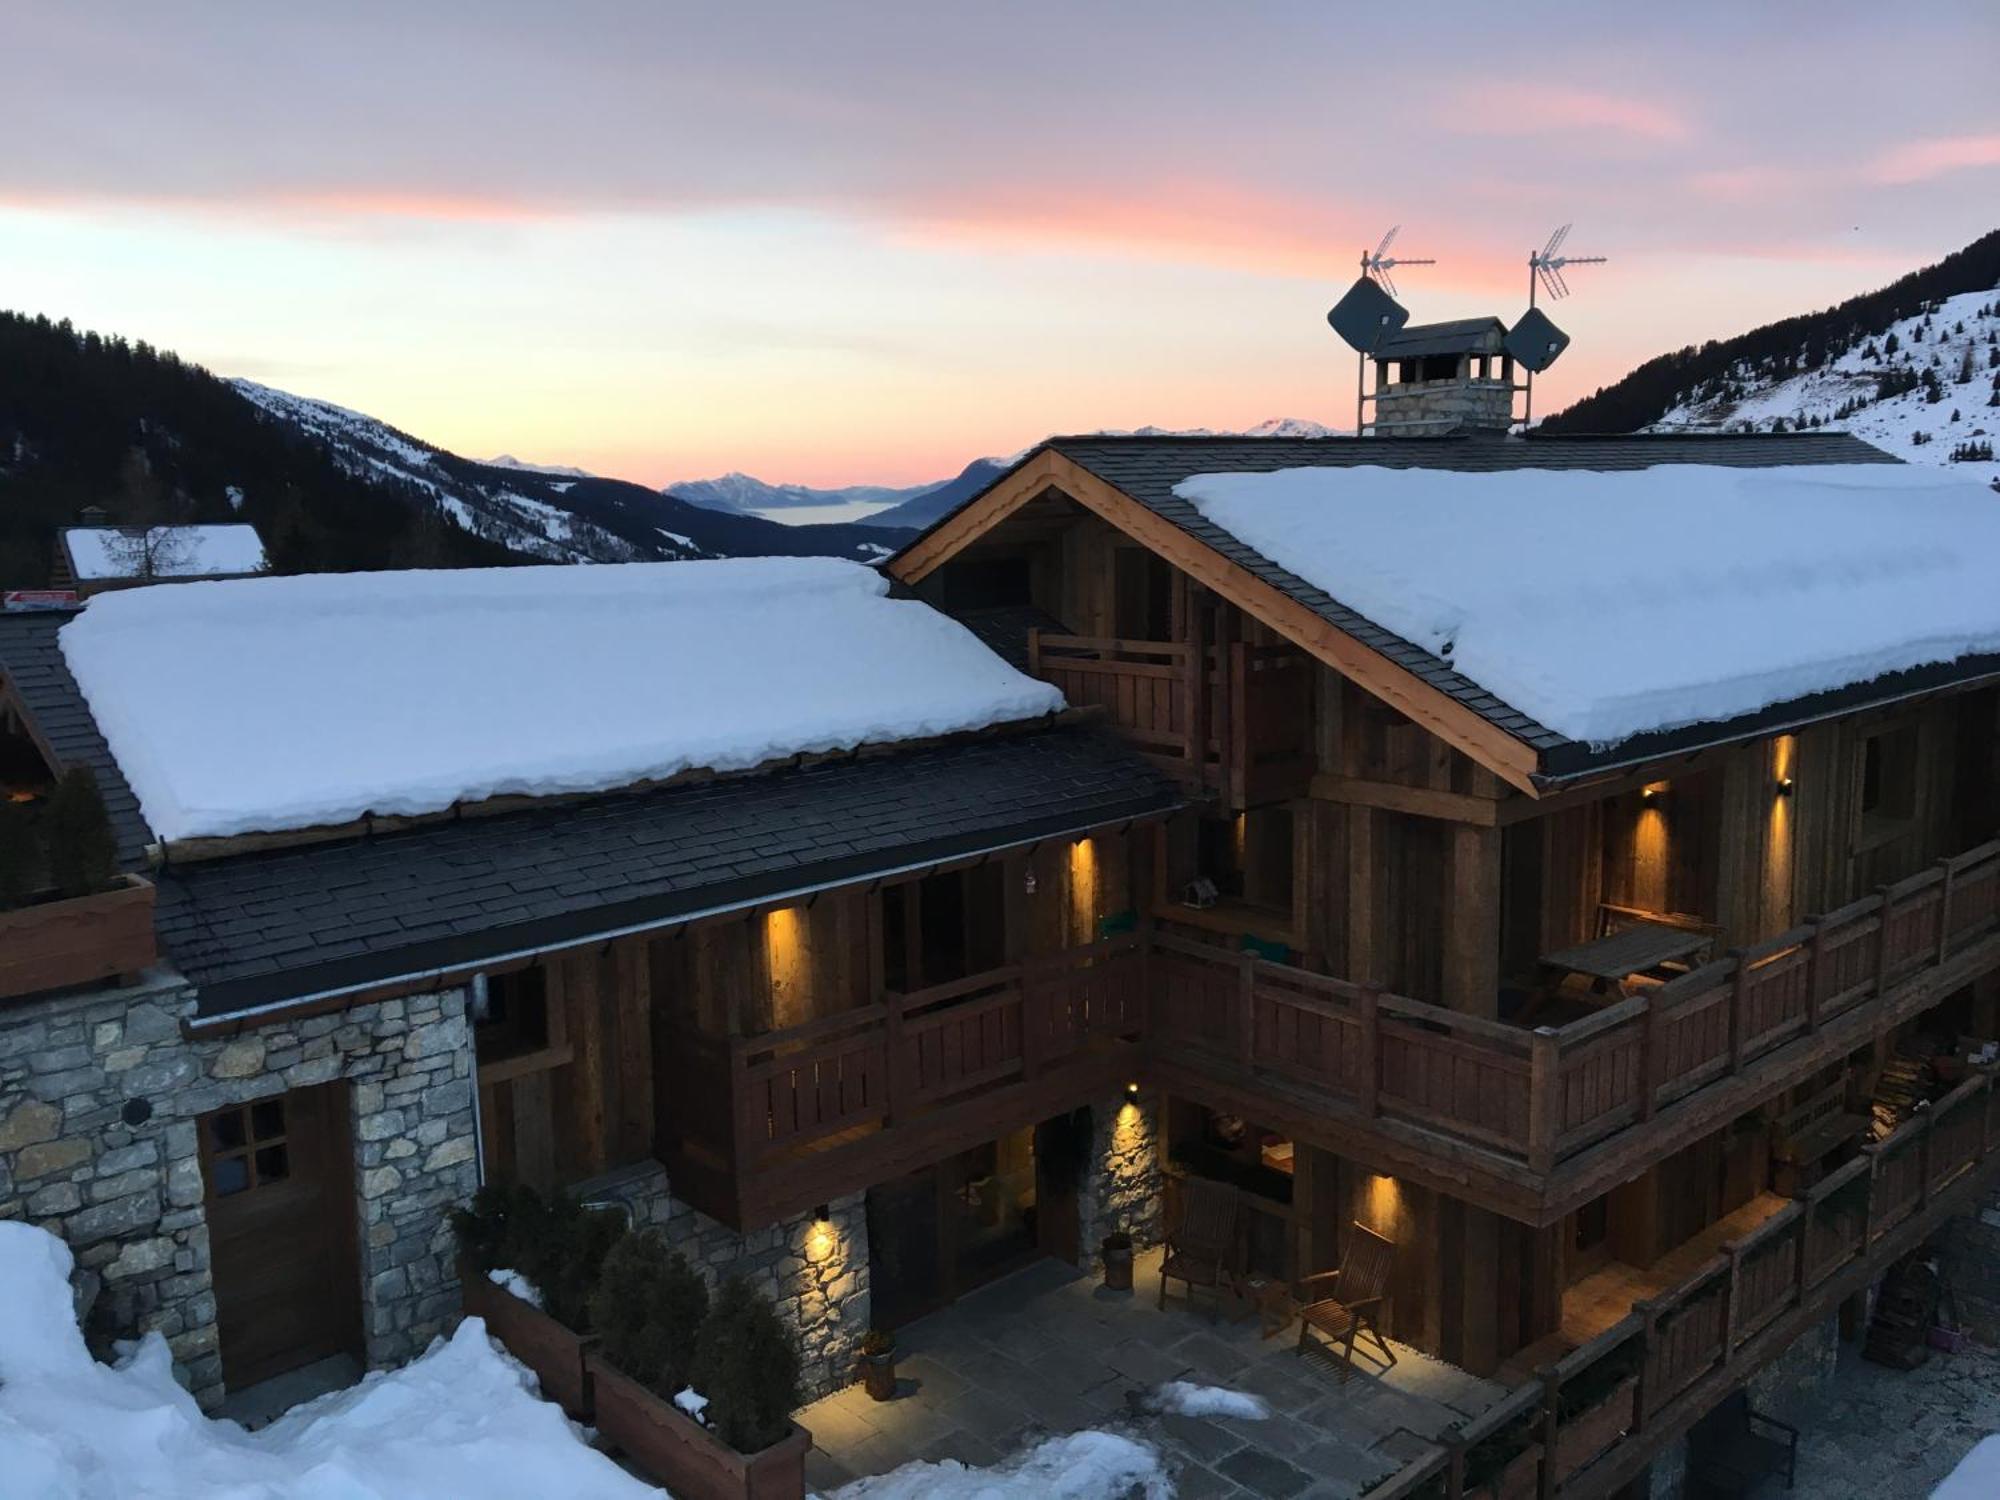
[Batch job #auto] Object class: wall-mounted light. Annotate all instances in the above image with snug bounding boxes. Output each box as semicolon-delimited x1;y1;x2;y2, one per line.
1775;776;1796;798
812;1203;830;1225
1023;868;1038;896
1125;1081;1141;1100
1640;781;1671;806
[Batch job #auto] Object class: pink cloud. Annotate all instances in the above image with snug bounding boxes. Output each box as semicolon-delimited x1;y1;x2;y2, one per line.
1463;85;1691;144
1870;134;2000;184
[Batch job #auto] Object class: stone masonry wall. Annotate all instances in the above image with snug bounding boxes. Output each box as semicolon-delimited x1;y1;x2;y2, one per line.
1077;1089;1162;1257
0;975;478;1407
575;1161;869;1401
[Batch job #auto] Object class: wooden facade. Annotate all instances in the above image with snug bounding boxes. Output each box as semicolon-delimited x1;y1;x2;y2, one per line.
890;460;2000;1410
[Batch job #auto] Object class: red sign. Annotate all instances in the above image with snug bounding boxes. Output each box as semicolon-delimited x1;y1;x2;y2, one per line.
3;590;81;611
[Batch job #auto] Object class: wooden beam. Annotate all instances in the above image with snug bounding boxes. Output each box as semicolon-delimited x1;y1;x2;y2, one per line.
1311;773;1500;826
890;449;1545;794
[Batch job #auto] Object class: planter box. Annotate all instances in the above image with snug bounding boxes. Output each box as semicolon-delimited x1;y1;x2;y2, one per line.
1553;1375;1637;1481
0;874;155;1004
587;1352;809;1500
458;1259;594;1420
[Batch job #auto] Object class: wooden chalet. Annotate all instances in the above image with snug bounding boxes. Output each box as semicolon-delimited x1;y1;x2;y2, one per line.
885;428;2000;1495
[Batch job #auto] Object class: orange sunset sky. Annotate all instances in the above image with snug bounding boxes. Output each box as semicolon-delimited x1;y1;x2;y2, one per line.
3;2;1995;488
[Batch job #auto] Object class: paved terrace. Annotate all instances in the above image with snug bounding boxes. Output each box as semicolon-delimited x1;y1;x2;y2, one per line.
799;1248;1505;1499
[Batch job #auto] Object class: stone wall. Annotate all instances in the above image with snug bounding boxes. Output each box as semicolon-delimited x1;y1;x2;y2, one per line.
1374;379;1513;434
1940;1176;2000;1343
1077;1089;1162;1256
576;1161;869;1401
0;975;478;1407
1644;1312;1841;1499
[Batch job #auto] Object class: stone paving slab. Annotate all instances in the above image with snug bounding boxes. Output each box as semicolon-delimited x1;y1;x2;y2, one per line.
797;1247;1504;1497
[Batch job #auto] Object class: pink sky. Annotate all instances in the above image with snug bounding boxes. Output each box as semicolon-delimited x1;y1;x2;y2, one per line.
2;2;1995;487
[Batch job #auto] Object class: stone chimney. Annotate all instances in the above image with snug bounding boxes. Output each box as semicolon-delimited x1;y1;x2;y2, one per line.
1370;318;1515;435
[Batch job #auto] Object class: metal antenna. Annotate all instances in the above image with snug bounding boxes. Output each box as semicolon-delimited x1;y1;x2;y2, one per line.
1521;223;1608;427
1363;225;1436;299
1354;227;1436;433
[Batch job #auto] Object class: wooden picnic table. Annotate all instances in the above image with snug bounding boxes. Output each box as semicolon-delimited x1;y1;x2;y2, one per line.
1541;922;1716;989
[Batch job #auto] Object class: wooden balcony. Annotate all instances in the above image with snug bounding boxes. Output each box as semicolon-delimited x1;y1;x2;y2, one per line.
1026;630;1312;808
1149;838;2000;1222
658;935;1146;1228
1364;1071;2000;1499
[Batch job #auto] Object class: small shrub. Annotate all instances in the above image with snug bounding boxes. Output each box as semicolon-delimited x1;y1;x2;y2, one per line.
0;800;42;909
1102;1231;1133;1253
448;1183;625;1333
857;1328;894;1359
590;1231;709;1397
691;1275;800;1454
450;1181;549;1275
45;766;116;899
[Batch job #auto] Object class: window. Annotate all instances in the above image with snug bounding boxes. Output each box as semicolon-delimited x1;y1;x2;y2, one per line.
882;864;1006;993
0;684;56;804
203;1097;290;1199
1192;807;1294;915
472;965;552;1064
1860;724;1919;843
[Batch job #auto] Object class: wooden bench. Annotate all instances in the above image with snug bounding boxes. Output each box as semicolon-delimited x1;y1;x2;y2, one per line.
1770;1078;1868;1195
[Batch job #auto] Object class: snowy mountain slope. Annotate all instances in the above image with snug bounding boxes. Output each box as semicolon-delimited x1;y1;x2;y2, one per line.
484;453;593;479
232;381;913;566
1647;287;2000;491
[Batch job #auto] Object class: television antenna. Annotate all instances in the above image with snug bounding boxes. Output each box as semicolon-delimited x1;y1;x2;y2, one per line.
1363;225;1435;299
1519;223;1608;427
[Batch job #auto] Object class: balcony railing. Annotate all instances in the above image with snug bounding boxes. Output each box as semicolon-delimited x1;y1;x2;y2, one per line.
1151;837;2000;1178
659;935;1145;1223
1026;630;1312;807
1365;1071;2000;1499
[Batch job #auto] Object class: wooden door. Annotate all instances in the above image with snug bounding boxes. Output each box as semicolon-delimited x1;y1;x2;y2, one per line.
201;1081;363;1390
866;1169;944;1330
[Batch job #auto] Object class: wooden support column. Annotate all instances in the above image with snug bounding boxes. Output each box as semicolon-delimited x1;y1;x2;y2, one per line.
1346;805;1382;987
1445;823;1502;1017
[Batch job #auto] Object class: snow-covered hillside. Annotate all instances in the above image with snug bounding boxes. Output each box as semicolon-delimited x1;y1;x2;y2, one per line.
234;381;657;564
1649;287;2000;491
667;471;932;515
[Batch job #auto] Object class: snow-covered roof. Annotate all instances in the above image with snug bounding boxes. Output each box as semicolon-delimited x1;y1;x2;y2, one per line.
62;524;267;581
1175;462;2000;747
59;559;1065;841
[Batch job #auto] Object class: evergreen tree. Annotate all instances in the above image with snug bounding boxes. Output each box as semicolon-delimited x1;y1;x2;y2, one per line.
691;1276;800;1453
44;766;115;899
590;1232;709;1398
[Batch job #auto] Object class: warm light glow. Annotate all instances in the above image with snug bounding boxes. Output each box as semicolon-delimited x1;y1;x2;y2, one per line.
1069;836;1098;942
1640;780;1670;804
1367;1173;1402;1229
806;1222;837;1263
1766;735;1797;929
764;906;807;1026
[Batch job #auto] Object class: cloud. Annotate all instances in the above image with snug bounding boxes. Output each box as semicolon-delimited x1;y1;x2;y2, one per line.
1462;85;1692;144
1869;134;2000;185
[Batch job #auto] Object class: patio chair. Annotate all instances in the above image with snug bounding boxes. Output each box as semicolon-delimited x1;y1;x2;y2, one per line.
1157;1175;1242;1319
1295;1221;1396;1380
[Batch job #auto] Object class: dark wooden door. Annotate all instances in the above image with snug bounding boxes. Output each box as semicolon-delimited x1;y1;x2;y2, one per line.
866;1169;944;1330
201;1081;363;1390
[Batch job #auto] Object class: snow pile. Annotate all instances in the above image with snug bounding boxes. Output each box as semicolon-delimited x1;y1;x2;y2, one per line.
1934;1435;2000;1498
0;1221;659;1500
829;1429;1170;1500
1146;1380;1270;1420
60;558;1065;841
64;524;267;580
1178;462;2000;746
488;1267;541;1307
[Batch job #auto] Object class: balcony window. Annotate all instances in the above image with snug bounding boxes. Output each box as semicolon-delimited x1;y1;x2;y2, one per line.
882;863;1005;993
1859;723;1919;848
472;965;551;1064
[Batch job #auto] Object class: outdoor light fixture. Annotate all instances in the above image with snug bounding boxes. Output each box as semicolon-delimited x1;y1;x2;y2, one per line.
812;1203;830;1225
1640;781;1671;806
1125;1081;1140;1100
1023;868;1038;896
1776;776;1796;798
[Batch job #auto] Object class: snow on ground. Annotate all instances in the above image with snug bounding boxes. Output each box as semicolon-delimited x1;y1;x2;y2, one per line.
1178;462;2000;746
1935;1435;2000;1499
825;1429;1170;1500
0;1222;659;1500
61;558;1066;841
1652;286;2000;492
63;524;267;580
1144;1381;1270;1420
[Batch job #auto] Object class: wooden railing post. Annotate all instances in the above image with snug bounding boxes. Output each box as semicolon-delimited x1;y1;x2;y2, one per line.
1721;1243;1743;1357
1184;592;1208;786
1805;916;1828;1033
1020;962;1044;1085
1638;993;1660;1121
1026;626;1043;682
1726;950;1748;1075
1938;857;1957;963
1918;1111;1934;1209
1874;885;1896;997
1860;1144;1879;1248
1631;1299;1658;1432
1227;638;1251;808
882;996;906;1128
1528;1028;1559;1173
1358;985;1381;1119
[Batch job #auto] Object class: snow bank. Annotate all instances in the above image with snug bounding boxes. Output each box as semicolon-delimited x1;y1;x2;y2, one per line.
829;1429;1169;1500
0;1221;659;1500
60;558;1065;841
1146;1380;1270;1420
1178;463;2000;746
488;1267;542;1308
1934;1434;2000;1498
64;524;267;580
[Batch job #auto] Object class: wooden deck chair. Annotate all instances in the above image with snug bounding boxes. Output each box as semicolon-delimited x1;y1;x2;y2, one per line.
1296;1222;1396;1380
1157;1175;1242;1320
